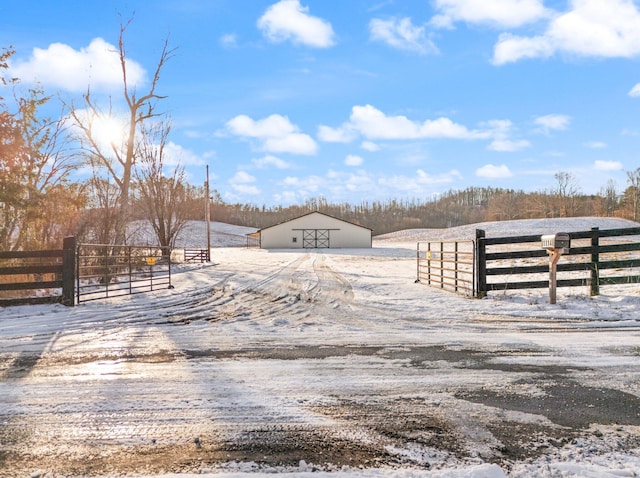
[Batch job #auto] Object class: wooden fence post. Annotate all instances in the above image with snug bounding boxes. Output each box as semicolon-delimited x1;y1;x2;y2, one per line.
475;229;486;298
454;241;459;293
590;227;600;296
62;236;76;306
427;242;432;286
547;250;562;304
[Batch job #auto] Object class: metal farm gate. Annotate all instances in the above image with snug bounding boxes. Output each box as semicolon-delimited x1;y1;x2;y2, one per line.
416;240;475;297
76;244;173;303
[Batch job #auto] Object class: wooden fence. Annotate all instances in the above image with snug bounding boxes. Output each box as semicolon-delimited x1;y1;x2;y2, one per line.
475;226;640;298
416;240;475;297
0;237;76;307
184;248;210;263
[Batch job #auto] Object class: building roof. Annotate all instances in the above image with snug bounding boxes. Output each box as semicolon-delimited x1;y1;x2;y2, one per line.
258;211;373;233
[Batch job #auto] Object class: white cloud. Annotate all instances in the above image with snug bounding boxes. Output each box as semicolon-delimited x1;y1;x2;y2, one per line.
325;169;377;194
488;139;531;152
272;190;299;205
231;184;261;195
481;119;530;151
476;164;513;178
317;124;357;143
321;105;532;152
257;0;335;48
584;141;607;149
348;104;483;140
281;174;323;194
345;154;364;167
226;114;317;155
369;17;438;55
227;114;296;138
252;155;292;169
275;167;464;204
379;169;462;191
264;133;317;154
202;151;216;160
276;169;376;203
594;160;623;171
629;83;640;97
164;142;206;166
230;171;256;183
534;114;571;133
492;33;554;64
544;150;566;158
431;0;549;29
361;141;381;152
481;118;513;135
220;34;238;48
229;171;260;195
9;38;145;92
493;0;640;65
416;168;462;183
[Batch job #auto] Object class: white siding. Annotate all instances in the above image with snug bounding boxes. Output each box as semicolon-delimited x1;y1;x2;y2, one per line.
260;212;371;249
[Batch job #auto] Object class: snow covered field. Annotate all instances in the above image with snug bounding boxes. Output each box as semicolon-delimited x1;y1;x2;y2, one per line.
1;217;639;477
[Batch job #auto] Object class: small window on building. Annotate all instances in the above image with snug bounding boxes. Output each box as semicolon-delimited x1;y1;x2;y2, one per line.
292;237;297;243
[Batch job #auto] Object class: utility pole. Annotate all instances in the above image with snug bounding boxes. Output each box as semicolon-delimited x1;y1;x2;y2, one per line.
205;165;211;261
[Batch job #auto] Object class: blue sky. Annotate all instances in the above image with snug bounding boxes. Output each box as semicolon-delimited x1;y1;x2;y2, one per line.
2;0;640;206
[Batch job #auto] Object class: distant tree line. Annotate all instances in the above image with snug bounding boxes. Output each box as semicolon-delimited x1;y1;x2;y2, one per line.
202;170;640;236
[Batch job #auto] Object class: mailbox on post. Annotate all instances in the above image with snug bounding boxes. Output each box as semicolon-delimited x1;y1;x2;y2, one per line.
541;232;571;304
541;233;570;254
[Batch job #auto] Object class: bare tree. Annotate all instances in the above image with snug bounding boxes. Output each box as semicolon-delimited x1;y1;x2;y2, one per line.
597;179;619;217
553;171;581;217
71;18;174;244
623;168;640;222
134;121;193;250
78;175;122;245
487;190;524;221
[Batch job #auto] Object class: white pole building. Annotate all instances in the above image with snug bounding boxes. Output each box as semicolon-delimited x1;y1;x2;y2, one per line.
258;212;372;249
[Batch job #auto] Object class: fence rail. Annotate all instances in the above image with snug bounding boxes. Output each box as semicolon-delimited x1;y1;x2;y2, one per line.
184;248;210;263
475;226;640;298
0;237;75;306
416;240;475;297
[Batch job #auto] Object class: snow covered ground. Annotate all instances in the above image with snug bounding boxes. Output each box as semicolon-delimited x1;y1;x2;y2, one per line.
1;217;639;477
128;220;259;248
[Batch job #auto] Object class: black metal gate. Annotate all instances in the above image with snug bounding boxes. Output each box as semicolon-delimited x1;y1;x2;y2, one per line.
76;244;172;303
303;229;330;248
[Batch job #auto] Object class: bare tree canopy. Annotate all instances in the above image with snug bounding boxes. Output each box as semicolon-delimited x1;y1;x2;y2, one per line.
71;17;175;245
134;120;195;249
624;167;640;222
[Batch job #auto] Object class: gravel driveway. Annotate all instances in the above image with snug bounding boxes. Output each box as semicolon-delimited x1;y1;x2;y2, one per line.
1;250;639;476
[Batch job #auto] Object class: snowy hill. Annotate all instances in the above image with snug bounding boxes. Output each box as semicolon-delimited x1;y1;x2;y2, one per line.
374;216;640;244
128;220;259;248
